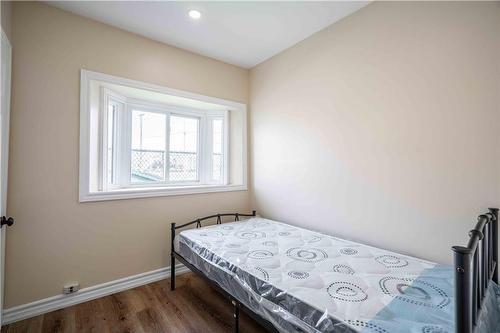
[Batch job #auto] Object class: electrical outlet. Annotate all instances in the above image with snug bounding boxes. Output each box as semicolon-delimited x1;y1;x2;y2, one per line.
63;282;80;294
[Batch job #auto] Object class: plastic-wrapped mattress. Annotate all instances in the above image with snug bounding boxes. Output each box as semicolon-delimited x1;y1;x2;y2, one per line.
174;217;500;333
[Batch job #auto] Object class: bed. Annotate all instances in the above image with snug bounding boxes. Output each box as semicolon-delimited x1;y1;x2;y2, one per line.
170;210;500;333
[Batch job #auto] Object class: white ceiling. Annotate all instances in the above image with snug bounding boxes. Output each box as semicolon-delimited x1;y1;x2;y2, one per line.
47;1;369;69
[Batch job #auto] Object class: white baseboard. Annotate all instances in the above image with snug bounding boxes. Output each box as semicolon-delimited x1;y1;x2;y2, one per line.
2;263;189;325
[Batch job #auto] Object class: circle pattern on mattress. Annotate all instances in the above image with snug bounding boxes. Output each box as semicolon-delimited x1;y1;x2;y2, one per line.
421;325;449;333
248;249;274;259
254;267;270;281
379;276;450;308
327;281;368;302
286;247;328;263
345;319;388;333
308;235;322;243
288;271;310;279
375;255;409;268
235;231;266;240
332;264;355;275
199;231;224;238
340;248;359;255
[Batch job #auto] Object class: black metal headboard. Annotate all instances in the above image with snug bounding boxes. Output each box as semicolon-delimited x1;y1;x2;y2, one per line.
170;211;257;291
452;208;498;333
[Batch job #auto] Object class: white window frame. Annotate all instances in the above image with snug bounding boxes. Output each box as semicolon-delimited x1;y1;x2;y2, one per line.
100;87;127;191
80;70;247;202
205;113;228;184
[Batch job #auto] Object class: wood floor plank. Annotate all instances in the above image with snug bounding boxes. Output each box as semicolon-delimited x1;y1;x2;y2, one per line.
25;317;43;333
136;307;168;333
121;287;147;315
148;280;215;333
177;285;233;332
183;275;235;324
3;319;29;333
99;292;145;333
74;299;109;333
2;273;267;333
41;307;75;333
137;284;188;332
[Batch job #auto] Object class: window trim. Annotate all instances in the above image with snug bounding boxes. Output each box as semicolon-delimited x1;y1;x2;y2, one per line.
205;113;228;185
80;69;247;202
100;87;127;191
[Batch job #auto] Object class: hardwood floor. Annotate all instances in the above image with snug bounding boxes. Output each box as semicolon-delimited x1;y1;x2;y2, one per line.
1;273;266;333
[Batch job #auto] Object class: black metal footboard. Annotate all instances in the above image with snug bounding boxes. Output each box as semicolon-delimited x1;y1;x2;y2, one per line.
452;208;498;333
170;211;280;333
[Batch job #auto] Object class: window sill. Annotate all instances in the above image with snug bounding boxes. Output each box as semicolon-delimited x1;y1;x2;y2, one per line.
79;184;248;202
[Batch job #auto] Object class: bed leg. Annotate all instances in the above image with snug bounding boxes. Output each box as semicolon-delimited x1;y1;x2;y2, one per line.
171;254;176;291
232;300;239;333
171;222;176;291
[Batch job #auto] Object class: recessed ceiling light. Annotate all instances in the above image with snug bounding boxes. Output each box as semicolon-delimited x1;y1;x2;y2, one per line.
188;10;201;20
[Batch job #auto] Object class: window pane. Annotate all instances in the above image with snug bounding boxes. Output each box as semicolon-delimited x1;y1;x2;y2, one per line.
169;115;199;181
131;110;166;183
212;119;223;182
107;103;116;185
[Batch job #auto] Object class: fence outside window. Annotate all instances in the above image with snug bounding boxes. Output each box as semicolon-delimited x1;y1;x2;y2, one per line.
131;149;198;182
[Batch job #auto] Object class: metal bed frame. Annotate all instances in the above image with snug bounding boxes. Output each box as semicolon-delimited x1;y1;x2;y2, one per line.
452;208;498;333
170;209;498;333
170;211;279;333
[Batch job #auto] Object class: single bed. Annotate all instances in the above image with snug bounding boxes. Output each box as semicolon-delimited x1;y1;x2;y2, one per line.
170;210;500;333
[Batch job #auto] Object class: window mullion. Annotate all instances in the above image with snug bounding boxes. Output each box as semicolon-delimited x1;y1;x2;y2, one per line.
206;116;215;184
200;115;208;185
165;112;171;184
223;110;229;185
111;105;119;186
99;91;108;191
117;105;132;188
205;113;228;185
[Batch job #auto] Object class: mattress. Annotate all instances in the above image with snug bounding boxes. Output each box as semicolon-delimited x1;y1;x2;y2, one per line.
174;217;500;333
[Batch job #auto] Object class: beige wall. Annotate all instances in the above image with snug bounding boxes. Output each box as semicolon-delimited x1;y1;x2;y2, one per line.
250;2;500;265
6;2;250;308
1;1;12;41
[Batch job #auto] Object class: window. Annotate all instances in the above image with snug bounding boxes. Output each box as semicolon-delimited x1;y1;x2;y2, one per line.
80;70;247;201
130;110;167;183
168;115;199;182
101;92;228;190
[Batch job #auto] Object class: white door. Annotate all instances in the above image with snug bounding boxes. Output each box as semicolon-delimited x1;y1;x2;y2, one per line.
0;29;13;325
